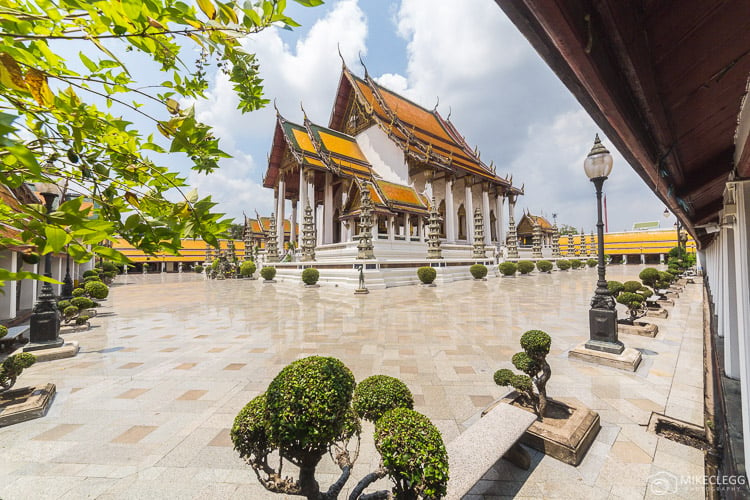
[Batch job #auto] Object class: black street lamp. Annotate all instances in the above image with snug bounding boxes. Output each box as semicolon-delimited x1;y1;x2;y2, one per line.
27;190;63;350
60;244;74;300
583;135;623;355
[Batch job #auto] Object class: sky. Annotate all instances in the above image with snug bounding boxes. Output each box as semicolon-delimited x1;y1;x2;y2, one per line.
185;0;673;233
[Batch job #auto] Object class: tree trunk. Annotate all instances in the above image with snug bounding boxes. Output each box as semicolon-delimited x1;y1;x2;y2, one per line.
299;464;321;500
535;360;551;418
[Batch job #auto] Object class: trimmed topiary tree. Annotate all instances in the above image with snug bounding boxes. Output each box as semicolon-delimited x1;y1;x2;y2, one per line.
639;268;660;289
72;287;85;297
301;268;320;286
260;266;276;281
617;292;645;323
231;357;448;500
623;280;642;293
517;260;535;275
536;260;553;273
71;297;95;310
373;408;449;499
417;266;437;285
499;261;518;276
586;258;597;268
352;375;414;423
82;269;99;279
469;263;488;279
193;264;204;273
607;281;624;298
0;325;7;339
239;260;256;278
494;329;552;418
570;259;582;269
84;280;109;299
0;352;36;392
556;259;571;271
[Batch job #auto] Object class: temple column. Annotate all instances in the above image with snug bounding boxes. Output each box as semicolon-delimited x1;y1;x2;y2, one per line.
277;174;286;252
465;179;474;243
445;177;456;243
388;216;395;241
290;200;298;246
323;173;333;245
496;193;505;245
721;223;740;378
482;185;491;246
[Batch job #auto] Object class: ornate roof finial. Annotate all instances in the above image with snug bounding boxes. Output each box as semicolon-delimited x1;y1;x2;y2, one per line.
300;101;308;122
337;43;346;68
446;106;452;121
273;98;281;117
358;51;369;78
433;96;439;112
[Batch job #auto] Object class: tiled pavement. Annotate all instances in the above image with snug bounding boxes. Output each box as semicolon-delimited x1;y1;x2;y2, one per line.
0;267;706;499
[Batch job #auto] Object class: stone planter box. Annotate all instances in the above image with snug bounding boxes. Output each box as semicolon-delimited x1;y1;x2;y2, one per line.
0;383;56;427
646;309;668;319
500;392;601;466
304;283;320;288
618;321;659;337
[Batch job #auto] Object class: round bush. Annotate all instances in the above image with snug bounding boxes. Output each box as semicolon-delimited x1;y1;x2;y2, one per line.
83;275;102;283
63;305;79;319
570;259;582;269
84;280;109;299
556;259;571;271
374;408;449;499
639;268;660;288
607;281;624;297
0;325;7;339
82;269;99;278
512;351;538;374
493;368;515;386
623;280;642;293
617;292;643;308
22;252;40;265
239;260;256;278
469;263;488;279
75;315;90;325
266;356;355;455
72;287;85;297
586;258;598;268
260;266;276;281
231;393;272;463
638;286;654;299
498;261;517;276
193;265;204;273
536;260;553;273
517;260;535;275
57;300;71;310
352;375;414;423
101;262;117;273
301;267;320;285
71;297;94;310
417;266;437;284
520;329;551;356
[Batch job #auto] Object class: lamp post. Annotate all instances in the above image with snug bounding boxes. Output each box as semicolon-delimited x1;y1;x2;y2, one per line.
583;135;623;354
27;190;63;349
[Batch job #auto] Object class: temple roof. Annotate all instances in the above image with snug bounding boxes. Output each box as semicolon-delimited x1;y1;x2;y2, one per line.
341;180;430;219
517;212;553;234
329;66;521;193
264;113;374;189
245;217;295;236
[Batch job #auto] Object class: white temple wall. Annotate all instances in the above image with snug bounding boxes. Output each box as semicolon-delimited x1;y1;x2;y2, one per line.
356;126;409;184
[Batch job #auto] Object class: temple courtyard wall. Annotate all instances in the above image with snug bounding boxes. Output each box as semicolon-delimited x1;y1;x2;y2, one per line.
0;266;706;499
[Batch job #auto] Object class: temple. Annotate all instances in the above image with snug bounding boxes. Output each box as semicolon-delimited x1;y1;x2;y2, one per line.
261;64;523;267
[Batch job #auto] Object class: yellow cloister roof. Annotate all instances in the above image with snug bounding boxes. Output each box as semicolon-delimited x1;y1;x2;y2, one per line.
373;179;429;215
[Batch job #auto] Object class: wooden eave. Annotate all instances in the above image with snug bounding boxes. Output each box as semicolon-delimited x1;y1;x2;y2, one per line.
496;0;750;247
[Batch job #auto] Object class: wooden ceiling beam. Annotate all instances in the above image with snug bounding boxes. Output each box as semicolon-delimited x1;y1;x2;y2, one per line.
676;149;734;199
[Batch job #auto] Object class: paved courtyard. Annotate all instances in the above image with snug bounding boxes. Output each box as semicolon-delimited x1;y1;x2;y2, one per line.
0;266;705;499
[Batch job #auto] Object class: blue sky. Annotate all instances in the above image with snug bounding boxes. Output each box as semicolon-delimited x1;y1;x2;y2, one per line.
183;0;672;233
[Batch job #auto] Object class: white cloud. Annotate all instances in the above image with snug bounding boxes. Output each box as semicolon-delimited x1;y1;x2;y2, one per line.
380;0;666;232
190;0;368;221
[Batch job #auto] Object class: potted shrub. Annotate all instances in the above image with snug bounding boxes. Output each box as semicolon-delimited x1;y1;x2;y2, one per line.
239;260;256;279
82;269;99;279
417;266;437;286
494;330;599;465
586;258;597;268
260;266;276;282
301;267;320;287
0;325;6;340
84;280;109;300
616;286;659;336
0;352;36;392
607;280;624;298
639;267;660;288
231;357;448;499
498;261;517;276
517;260;535;275
469;263;488;280
536;260;553;273
570;259;582;270
193;264;204;273
556;259;571;271
72;287;85;297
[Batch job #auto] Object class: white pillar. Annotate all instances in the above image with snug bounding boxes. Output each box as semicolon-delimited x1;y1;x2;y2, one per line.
299;168;308;219
388;216;395;241
277;176;286;252
496;193;505;245
445;177;456;243
465;180;474;243
0;252;17;319
290;200;297;245
324;173;333;245
730;181;750;469
482;186;491;246
721;224;740;378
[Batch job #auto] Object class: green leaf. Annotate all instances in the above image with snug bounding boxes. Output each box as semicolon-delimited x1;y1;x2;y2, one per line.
43;226;71;254
185;188;198;203
92;245;131;264
0;268;62;285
